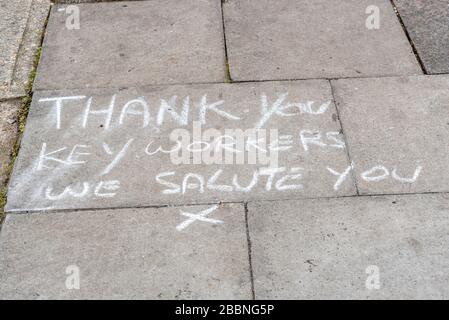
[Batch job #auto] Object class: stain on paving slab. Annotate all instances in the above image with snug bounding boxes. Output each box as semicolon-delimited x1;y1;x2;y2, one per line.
248;193;449;299
393;0;449;74
34;0;226;91
222;0;421;81
6;80;357;212
332;75;449;195
0;203;251;299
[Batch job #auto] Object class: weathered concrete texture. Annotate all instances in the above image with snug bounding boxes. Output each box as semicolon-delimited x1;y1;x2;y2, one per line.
34;0;226;90
0;203;252;299
248;194;449;299
6;80;356;212
332;75;449;195
0;99;21;187
0;0;31;90
223;0;421;81
0;0;50;99
394;0;449;74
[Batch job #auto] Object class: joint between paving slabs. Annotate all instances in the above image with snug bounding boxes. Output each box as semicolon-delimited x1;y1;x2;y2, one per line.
243;202;256;300
230;73;426;85
4;200;244;215
328;79;360;196
28;75;435;95
53;0;134;3
389;0;428;74
220;0;233;83
6;190;449;216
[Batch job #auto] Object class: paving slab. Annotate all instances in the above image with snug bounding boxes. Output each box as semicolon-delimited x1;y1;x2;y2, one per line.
248;193;449;299
34;0;226;91
0;203;251;299
223;0;421;81
394;0;449;74
332;75;449;195
0;99;21;187
0;0;50;99
6;80;356;212
0;0;32;92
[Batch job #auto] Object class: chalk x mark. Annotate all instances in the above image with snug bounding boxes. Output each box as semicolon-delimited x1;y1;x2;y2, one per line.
176;205;223;231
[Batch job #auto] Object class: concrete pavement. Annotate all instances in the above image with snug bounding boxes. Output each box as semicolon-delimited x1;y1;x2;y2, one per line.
1;0;449;299
0;0;50;221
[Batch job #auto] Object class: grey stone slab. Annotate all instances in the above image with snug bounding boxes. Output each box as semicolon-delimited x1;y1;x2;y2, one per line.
34;0;226;91
6;80;356;212
332;75;449;195
0;0;31;89
394;0;449;74
248;194;449;299
0;203;251;299
223;0;421;81
0;99;21;187
0;0;50;99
